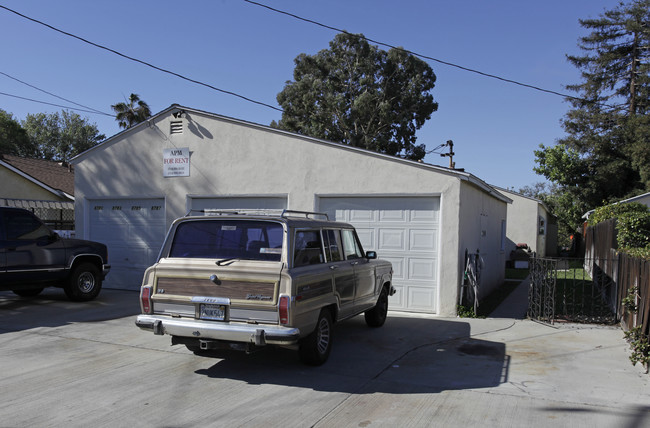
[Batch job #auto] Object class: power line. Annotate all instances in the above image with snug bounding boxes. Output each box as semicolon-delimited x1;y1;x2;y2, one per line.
0;4;283;113
0;70;113;116
242;0;624;111
0;91;113;115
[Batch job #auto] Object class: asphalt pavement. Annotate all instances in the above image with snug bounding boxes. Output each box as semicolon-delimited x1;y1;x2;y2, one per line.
0;286;648;428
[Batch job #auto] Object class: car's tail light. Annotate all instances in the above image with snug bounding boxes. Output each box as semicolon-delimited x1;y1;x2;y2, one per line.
141;286;152;314
279;295;290;325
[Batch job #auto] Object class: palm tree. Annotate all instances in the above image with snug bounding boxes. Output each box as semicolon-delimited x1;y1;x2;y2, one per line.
111;93;152;129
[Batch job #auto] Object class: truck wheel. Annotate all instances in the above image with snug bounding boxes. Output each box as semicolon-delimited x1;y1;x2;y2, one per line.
12;288;44;297
299;309;333;366
364;286;389;327
64;263;102;302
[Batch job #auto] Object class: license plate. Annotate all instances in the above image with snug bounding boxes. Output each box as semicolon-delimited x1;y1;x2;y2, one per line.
199;304;226;321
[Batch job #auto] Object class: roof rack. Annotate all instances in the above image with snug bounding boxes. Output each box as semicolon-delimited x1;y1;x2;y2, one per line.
184;209;241;217
185;209;289;217
281;210;329;220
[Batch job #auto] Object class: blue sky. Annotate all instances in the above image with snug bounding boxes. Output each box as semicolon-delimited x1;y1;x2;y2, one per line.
0;0;620;190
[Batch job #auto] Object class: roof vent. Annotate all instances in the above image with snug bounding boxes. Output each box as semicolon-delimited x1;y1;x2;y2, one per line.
170;120;183;134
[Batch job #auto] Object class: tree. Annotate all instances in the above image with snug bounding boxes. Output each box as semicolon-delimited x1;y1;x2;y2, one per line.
22;111;105;162
0;109;34;156
273;33;438;161
111;93;152;129
534;0;650;235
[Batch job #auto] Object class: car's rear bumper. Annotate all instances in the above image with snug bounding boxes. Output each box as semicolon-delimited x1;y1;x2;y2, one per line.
135;314;301;346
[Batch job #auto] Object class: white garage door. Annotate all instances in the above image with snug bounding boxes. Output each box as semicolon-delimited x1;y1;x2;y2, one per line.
319;197;440;313
89;199;166;291
190;196;287;212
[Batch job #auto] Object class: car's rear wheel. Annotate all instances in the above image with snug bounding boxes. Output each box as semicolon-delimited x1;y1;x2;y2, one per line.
299;308;333;366
64;263;102;302
12;288;44;297
364;285;389;327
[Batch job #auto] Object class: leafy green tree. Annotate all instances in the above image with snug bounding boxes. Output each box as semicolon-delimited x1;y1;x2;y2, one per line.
111;93;152;129
22;111;105;162
0;109;34;156
273;33;438;161
534;0;650;234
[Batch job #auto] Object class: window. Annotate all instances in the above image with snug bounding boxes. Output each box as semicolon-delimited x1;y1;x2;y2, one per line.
323;229;342;262
341;229;364;260
169;220;283;261
293;230;324;267
4;211;51;241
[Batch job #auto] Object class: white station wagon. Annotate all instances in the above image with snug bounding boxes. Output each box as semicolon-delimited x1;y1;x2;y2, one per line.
136;210;394;365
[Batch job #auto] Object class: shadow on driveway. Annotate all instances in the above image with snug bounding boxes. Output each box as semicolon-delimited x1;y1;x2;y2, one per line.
0;288;141;332
194;314;509;394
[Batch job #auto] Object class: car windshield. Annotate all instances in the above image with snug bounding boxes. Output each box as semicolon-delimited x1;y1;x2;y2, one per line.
169;219;283;261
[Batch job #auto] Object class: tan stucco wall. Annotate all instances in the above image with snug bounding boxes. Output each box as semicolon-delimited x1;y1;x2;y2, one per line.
74;109;507;315
0;167;66;201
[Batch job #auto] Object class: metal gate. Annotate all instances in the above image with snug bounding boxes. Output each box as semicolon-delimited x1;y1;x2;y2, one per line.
528;257;557;323
528;256;618;324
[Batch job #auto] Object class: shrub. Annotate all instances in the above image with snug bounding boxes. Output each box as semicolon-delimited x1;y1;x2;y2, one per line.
589;202;650;253
589;202;648;226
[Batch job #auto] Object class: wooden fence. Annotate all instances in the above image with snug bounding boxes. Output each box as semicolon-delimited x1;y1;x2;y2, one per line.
584;219;650;337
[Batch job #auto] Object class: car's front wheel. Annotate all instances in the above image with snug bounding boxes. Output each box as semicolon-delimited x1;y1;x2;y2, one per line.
64;263;102;302
299;308;333;366
364;285;389;327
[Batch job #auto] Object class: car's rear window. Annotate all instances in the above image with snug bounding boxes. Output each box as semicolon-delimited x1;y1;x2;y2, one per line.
169;220;283;261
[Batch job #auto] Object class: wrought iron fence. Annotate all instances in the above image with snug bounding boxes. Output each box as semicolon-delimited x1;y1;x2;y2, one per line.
529;256;617;325
528;257;557;324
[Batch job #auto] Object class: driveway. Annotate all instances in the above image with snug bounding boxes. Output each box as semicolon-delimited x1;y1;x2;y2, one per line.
0;288;648;427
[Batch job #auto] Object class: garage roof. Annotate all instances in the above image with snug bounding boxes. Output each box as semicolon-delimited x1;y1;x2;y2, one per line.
72;104;511;204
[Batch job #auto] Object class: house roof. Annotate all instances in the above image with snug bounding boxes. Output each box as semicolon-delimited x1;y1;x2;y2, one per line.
582;190;650;219
493;186;549;213
71;104;511;204
0;154;74;199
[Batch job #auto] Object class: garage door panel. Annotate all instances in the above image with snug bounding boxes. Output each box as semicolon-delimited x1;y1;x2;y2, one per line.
408;287;436;310
384;257;405;280
379;209;408;222
409;258;437;280
391;285;406;307
319;196;440;314
349;209;374;222
354;228;375;249
378;229;406;251
409;229;438;252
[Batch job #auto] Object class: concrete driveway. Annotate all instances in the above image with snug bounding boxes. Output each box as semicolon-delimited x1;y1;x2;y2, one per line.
0;288;648;428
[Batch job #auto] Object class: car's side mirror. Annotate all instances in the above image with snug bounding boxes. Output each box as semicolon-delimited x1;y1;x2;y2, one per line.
366;251;377;260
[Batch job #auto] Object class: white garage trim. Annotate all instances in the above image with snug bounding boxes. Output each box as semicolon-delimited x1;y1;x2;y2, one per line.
318;195;441;314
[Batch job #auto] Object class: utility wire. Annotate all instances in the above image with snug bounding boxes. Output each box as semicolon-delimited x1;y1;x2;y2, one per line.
0;91;112;115
0;4;283;113
0;70;113;116
242;0;625;111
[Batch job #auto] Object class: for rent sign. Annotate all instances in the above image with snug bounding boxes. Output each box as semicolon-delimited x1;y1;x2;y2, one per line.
163;147;190;177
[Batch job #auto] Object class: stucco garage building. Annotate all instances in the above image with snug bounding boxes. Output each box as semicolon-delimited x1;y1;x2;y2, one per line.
72;105;510;316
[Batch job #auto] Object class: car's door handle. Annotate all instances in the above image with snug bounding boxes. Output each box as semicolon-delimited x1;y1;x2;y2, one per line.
330;265;338;270
350;261;359;266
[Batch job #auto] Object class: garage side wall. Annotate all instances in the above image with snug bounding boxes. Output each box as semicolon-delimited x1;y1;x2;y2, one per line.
458;182;507;303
